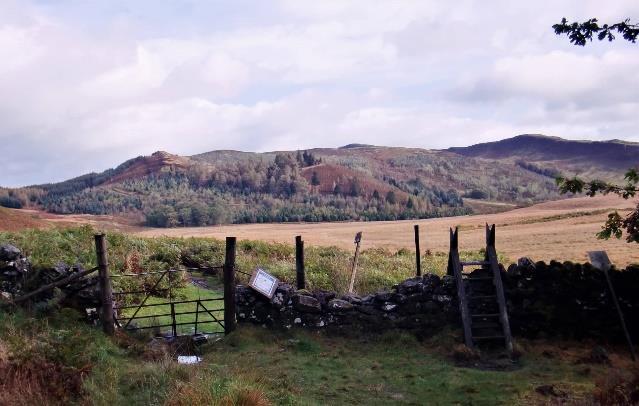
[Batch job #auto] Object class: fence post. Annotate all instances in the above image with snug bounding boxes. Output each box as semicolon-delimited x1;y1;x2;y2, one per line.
170;302;177;337
414;225;421;276
223;237;237;335
94;234;114;336
295;236;305;289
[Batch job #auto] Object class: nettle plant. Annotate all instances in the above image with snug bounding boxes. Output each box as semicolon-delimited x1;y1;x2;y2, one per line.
556;169;639;243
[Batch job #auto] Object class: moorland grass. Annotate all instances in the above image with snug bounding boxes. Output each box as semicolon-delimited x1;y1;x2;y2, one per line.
0;225;505;295
0;309;612;405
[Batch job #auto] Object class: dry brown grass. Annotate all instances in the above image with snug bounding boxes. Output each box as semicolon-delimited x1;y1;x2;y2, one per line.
3;195;638;267
138;195;639;267
0;358;88;406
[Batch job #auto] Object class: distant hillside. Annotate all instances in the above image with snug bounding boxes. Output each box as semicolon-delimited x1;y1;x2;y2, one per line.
449;134;639;178
1;134;635;227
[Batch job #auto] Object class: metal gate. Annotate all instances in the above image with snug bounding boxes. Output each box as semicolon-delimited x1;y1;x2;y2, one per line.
111;269;226;336
95;235;237;337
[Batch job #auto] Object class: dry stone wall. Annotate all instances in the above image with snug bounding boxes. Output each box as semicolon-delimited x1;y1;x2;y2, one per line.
0;244;100;309
237;273;458;337
236;260;639;342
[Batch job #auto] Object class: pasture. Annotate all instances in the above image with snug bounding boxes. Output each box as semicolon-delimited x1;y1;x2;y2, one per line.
2;195;637;267
137;195;639;267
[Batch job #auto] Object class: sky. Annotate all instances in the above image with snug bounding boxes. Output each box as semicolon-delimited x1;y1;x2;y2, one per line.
1;0;638;187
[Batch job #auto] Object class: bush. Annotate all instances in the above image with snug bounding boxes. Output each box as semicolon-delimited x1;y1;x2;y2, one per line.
0;195;23;209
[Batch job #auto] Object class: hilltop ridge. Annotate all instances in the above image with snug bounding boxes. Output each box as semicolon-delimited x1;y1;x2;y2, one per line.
1;134;636;227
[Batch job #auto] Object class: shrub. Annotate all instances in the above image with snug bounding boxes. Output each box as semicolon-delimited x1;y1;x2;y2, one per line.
0;195;23;209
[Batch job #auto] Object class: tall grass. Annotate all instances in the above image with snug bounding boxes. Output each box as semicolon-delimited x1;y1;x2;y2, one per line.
0;225;507;294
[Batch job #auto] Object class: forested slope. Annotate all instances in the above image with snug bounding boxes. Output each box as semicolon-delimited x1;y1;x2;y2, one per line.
3;134;626;228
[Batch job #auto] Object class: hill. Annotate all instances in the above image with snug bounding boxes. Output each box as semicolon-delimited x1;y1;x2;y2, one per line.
0;134;636;227
449;134;639;179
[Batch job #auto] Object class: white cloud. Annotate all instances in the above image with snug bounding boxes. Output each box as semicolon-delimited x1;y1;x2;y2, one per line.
0;0;638;186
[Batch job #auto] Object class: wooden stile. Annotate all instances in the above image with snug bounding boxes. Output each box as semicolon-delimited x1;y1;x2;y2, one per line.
449;225;513;355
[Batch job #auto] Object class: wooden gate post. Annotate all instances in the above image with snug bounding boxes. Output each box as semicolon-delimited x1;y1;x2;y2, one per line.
348;232;363;293
414;225;421;276
94;234;115;336
295;236;305;289
223;237;237;335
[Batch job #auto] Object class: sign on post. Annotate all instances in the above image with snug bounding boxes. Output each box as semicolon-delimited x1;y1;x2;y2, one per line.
249;268;279;299
588;250;637;361
587;250;611;271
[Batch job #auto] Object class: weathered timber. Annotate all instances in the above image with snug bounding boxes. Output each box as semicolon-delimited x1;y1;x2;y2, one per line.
414;225;422;276
588;251;636;362
95;234;115;335
295;236;305;289
485;223;513;355
224;237;237;335
348;232;363;293
14;266;98;303
449;227;474;348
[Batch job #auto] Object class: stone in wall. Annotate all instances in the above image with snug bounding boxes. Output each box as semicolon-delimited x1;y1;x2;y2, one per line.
236;260;639;343
0;243;100;309
236;273;457;336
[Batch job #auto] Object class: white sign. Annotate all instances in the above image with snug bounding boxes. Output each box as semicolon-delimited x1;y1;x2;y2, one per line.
249;268;279;299
588;251;612;271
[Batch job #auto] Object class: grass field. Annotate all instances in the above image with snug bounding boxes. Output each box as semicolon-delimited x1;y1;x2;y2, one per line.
1;308;635;405
2;197;639;404
137;195;639;267
2;195;638;267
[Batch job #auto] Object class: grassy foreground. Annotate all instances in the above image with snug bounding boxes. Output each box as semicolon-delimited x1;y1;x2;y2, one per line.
2;226;636;404
1;308;630;405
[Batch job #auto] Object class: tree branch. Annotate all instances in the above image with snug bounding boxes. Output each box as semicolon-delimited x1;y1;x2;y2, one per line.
553;18;639;46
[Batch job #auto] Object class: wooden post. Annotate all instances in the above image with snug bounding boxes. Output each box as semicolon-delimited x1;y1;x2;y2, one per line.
170;302;177;337
295;236;305;289
485;224;514;355
348;232;362;293
449;227;474;349
95;234;114;336
447;226;459;276
414;225;421;276
223;237;237;335
588;251;637;362
194;301;199;335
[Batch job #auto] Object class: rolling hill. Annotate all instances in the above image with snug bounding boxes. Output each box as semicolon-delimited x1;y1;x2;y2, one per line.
449;134;639;179
1;134;636;227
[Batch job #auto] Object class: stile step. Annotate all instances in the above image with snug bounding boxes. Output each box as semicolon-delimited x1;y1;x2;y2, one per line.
460;261;489;266
474;335;505;341
468;295;496;300
471;321;501;329
471;313;500;318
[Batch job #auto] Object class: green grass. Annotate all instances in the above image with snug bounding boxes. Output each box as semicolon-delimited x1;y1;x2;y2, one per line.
0;225;507;295
119;280;225;335
1;226;617;405
0;306;622;405
199;327;600;405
